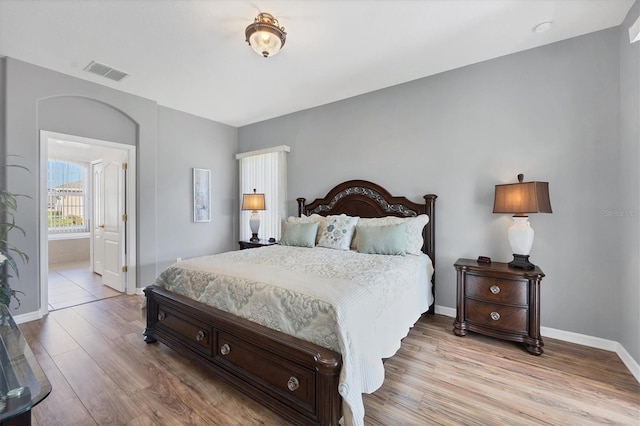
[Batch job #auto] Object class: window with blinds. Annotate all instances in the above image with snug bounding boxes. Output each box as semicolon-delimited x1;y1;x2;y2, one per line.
47;160;89;234
236;146;290;242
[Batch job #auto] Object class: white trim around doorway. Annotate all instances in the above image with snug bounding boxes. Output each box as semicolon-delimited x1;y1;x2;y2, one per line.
39;131;137;317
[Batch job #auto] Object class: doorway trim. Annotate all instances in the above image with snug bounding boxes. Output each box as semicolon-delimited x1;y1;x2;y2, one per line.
39;131;137;317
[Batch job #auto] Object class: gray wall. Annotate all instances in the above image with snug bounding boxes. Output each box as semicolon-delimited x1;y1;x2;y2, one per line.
618;2;640;363
239;27;635;357
156;106;237;271
1;57;237;314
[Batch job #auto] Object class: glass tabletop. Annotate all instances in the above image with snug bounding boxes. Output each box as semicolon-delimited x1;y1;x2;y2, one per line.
0;304;51;421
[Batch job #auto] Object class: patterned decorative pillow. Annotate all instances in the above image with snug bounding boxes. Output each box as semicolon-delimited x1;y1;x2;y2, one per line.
317;214;359;251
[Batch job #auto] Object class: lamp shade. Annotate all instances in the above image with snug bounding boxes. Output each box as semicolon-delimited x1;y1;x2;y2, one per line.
493;176;552;216
242;190;266;211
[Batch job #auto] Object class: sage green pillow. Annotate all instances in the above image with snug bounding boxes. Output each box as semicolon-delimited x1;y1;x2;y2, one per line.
279;222;319;248
356;223;407;255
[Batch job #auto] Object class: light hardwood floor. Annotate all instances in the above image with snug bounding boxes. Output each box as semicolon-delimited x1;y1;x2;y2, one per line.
20;295;639;425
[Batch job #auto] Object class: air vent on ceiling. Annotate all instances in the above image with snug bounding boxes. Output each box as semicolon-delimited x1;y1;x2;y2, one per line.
83;60;128;82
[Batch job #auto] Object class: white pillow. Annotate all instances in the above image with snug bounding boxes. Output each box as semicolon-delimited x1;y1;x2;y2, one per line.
404;214;429;255
317;214;359;251
353;214;429;255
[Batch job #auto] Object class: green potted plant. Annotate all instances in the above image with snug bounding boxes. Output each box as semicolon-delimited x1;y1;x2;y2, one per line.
0;157;29;307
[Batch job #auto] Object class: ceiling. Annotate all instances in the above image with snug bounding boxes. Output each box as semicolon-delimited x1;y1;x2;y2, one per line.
0;0;634;127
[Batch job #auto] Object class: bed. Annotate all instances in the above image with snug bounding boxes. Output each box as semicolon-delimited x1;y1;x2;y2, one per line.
143;180;437;426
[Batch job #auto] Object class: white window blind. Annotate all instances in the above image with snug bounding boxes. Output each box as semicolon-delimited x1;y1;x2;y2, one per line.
237;146;289;241
47;159;89;234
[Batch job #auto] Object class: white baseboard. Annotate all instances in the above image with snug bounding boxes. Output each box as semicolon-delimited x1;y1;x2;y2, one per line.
135;287;145;295
436;305;639;383
540;326;618;351
434;304;456;318
13;310;43;324
615;342;640;383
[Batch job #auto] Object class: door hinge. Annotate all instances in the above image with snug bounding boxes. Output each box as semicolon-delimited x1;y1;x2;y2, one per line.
122;266;128;273
122;214;127;222
122;163;128;170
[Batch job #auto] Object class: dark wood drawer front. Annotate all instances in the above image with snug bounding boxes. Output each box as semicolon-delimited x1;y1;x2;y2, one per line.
156;305;212;356
466;299;528;334
215;332;315;410
466;275;527;305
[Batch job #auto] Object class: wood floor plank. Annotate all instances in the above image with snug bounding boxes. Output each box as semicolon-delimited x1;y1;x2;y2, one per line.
74;332;155;396
22;295;639;426
25;314;80;357
31;356;95;425
49;307;101;340
71;301;144;340
52;347;145;424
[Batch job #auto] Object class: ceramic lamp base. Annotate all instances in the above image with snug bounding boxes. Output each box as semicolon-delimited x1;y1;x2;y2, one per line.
249;211;260;242
509;254;535;270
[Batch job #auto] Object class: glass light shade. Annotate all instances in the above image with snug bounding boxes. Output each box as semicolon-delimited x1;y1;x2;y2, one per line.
245;13;286;58
249;30;283;57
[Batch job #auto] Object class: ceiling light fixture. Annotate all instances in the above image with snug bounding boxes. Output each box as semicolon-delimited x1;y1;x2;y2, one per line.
245;12;286;58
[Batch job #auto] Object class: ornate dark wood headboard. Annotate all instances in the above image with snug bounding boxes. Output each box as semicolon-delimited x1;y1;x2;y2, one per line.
296;180;437;314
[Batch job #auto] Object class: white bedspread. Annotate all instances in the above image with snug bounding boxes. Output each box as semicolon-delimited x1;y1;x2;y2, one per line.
153;245;433;426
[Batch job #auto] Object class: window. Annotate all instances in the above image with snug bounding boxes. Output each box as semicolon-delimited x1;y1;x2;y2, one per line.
47;159;89;234
236;146;290;241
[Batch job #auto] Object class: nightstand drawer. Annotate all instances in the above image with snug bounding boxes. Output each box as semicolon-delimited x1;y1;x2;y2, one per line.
466;275;528;305
466;299;528;334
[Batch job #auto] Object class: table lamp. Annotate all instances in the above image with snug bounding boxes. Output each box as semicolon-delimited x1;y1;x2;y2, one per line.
493;174;552;269
242;189;266;242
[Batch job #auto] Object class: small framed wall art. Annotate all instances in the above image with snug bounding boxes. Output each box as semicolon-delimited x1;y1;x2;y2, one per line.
193;168;211;222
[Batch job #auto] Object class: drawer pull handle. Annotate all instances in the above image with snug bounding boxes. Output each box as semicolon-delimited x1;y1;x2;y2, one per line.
195;330;205;341
287;376;299;391
220;343;231;356
157;312;166;321
490;285;500;294
490;311;501;321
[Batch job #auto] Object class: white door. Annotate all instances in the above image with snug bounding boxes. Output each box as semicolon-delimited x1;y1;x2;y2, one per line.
102;160;126;292
92;161;104;275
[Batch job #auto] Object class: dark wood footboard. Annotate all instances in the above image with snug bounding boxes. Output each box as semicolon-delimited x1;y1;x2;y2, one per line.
143;285;343;426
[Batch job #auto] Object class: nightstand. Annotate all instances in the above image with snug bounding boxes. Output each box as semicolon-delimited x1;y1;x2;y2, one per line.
453;258;545;355
238;239;277;250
